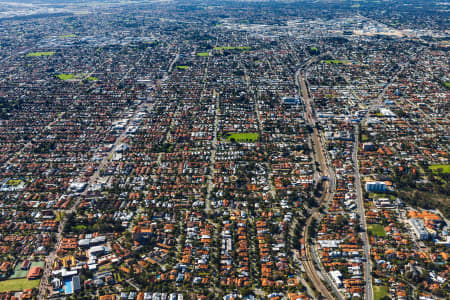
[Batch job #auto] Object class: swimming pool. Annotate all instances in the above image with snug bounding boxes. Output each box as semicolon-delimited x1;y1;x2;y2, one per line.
64;277;73;294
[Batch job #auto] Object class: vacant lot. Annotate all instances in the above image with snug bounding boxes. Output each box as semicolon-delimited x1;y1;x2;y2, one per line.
196;52;209;56
175;65;189;70
0;278;40;292
368;224;386;237
226;133;259;142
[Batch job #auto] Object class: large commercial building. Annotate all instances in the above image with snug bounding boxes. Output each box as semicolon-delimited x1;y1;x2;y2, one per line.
409;218;429;240
365;181;386;192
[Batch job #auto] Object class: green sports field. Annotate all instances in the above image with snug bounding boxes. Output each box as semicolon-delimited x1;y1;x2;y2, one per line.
373;285;388;300
226;133;259;142
213;46;251;51
26;52;55;57
0;278;40;293
56;74;75;80
367;224;386;237
10;261;44;279
58;34;77;38
429;164;450;174
322;59;349;64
